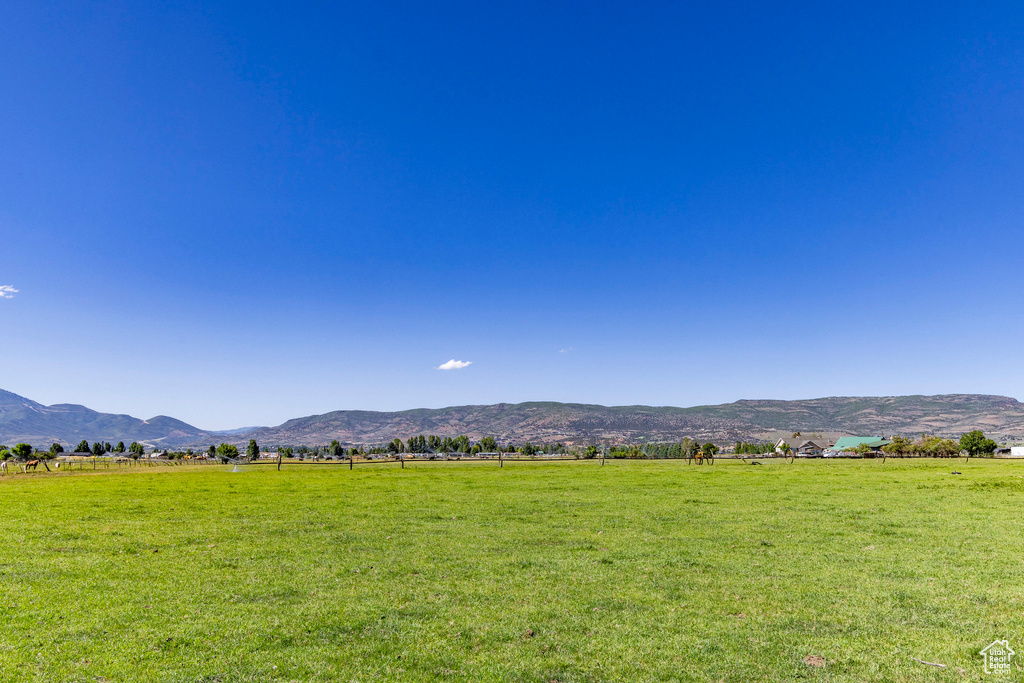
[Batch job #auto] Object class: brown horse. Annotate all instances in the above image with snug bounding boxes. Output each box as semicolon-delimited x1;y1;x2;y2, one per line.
24;459;40;472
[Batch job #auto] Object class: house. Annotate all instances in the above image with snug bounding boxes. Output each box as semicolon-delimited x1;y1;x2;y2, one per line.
825;436;892;457
795;440;828;457
775;437;829;457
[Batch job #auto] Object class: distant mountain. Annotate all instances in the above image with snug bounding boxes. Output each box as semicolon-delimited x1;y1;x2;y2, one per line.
3;389;1024;449
249;394;1024;446
0;389;213;448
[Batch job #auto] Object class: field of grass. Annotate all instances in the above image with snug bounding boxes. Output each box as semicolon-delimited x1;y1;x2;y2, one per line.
3;458;1024;681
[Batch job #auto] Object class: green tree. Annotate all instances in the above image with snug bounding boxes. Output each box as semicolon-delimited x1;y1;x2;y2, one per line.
91;442;104;456
76;440;89;453
882;435;913;457
479;436;498;452
49;443;64;456
246;439;260;460
115;441;125;453
12;443;33;460
852;442;874;456
329;440;344;457
216;443;240;460
960;430;997;457
277;446;293;459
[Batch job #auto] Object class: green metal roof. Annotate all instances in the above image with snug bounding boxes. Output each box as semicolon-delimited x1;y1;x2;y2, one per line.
830;436;884;451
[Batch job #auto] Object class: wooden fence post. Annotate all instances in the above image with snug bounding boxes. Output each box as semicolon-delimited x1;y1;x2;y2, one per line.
350;456;354;470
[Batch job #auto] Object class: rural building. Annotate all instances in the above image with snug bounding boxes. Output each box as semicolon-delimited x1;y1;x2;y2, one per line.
825;436;892;456
775;437;829;457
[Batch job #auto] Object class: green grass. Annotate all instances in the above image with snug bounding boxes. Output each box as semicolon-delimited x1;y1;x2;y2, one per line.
3;458;1024;682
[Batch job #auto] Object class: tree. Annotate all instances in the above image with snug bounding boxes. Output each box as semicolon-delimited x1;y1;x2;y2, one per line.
115;441;125;453
960;430;997;457
329;440;344;457
216;443;240;460
12;443;33;460
91;442;104;456
479;436;498;452
852;442;874;456
129;442;145;457
76;440;89;453
882;435;913;457
49;443;64;456
0;447;9;461
246;439;260;460
208;445;216;458
277;446;293;459
104;442;112;453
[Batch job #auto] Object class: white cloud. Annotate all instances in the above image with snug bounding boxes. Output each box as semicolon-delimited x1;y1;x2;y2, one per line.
559;347;575;353
437;359;472;370
0;285;17;299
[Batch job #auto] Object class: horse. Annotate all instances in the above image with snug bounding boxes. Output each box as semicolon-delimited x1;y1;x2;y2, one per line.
24;459;40;472
0;461;6;475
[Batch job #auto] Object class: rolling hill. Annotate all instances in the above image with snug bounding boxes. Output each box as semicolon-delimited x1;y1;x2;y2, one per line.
0;389;213;448
3;389;1024;448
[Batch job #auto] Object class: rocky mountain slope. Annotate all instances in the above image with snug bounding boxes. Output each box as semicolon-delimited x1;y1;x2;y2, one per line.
0;389;213;448
249;394;1024;445
3;388;1024;448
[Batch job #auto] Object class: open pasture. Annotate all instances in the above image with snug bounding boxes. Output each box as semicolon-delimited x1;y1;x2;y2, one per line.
2;458;1024;681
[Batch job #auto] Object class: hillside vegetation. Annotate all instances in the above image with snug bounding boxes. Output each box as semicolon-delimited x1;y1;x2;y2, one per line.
3;388;1024;447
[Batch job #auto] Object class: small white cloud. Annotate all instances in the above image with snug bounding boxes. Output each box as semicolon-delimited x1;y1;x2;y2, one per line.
0;285;17;299
437;359;472;370
559;347;575;353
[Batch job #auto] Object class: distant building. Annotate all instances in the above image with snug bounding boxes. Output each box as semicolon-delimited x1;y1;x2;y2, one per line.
775;437;830;457
825;436;892;456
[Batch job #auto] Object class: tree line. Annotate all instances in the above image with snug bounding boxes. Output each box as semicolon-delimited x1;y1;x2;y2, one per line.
0;429;1009;463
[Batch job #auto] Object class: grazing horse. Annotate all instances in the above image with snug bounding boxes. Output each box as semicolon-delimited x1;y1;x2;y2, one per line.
0;461;6;475
24;459;40;472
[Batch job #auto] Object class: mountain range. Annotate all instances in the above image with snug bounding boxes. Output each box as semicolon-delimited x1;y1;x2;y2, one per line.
2;388;1024;448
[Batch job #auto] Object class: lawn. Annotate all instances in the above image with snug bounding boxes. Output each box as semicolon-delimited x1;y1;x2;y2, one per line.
2;458;1023;682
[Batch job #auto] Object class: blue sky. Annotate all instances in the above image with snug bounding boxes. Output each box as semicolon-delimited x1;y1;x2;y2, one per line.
2;1;1023;429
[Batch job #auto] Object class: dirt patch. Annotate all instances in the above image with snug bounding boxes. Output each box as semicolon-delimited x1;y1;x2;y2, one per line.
803;655;825;667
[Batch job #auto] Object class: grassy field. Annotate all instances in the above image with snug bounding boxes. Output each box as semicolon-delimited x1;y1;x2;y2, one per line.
2;458;1024;682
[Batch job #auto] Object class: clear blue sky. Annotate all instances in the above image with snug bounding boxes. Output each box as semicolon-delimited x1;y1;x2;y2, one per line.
2;1;1023;429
